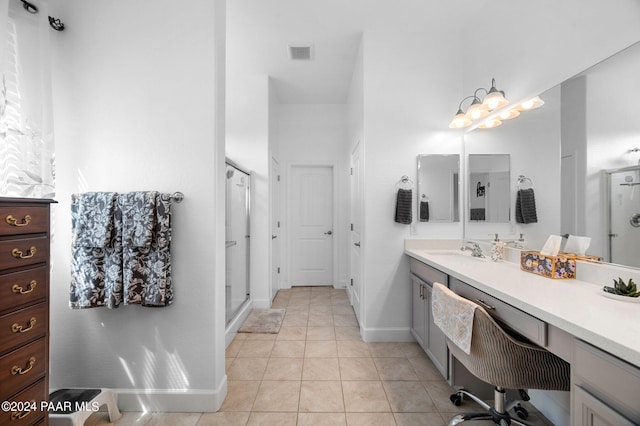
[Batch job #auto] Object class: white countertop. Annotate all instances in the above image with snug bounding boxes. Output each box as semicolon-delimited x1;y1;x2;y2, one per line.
405;244;640;369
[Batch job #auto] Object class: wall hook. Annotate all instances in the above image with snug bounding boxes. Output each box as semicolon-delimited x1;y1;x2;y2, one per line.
21;0;38;14
48;16;65;31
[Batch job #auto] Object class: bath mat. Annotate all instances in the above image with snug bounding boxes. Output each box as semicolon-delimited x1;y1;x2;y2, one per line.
238;308;286;334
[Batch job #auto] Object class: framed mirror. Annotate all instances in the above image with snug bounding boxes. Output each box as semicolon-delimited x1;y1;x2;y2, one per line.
417;155;460;223
468;154;510;223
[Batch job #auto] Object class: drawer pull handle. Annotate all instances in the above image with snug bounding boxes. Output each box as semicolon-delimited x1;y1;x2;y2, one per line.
11;246;37;259
11;356;36;376
11;317;37;333
5;214;31;227
475;299;496;311
10;401;35;421
12;280;37;295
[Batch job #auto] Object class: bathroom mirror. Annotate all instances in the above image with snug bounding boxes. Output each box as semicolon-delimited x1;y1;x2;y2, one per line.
417;154;460;223
463;40;640;269
468;154;510;223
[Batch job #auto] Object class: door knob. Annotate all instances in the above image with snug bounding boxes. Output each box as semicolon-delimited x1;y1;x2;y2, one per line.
272;235;277;239
324;231;333;235
354;242;360;247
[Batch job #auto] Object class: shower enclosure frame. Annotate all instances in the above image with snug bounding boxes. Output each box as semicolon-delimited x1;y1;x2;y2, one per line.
604;164;640;267
225;159;251;326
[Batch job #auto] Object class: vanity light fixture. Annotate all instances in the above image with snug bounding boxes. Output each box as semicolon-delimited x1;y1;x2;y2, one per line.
448;78;508;129
498;108;520;120
518;96;544;111
478;118;502;129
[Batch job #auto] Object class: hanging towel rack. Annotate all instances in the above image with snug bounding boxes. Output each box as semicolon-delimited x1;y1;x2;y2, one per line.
517;175;534;190
162;192;184;203
396;175;414;190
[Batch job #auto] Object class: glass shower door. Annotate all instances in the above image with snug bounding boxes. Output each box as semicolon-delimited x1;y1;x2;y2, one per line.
226;162;250;325
608;166;640;268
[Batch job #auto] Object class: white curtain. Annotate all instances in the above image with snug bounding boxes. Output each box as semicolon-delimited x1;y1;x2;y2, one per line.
0;0;55;198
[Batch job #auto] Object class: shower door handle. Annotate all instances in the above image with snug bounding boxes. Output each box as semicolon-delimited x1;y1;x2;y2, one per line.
225;240;237;248
631;213;640;228
354;242;361;247
324;231;332;235
272;235;277;239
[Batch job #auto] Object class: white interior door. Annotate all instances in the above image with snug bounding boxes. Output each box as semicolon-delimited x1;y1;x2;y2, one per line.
290;165;334;286
271;157;281;301
350;143;362;323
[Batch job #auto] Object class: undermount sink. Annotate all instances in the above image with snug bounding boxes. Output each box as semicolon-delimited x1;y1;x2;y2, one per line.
422;249;488;261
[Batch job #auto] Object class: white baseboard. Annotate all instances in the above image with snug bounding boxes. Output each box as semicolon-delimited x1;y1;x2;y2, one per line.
115;377;227;412
360;326;414;342
335;280;347;289
252;298;271;309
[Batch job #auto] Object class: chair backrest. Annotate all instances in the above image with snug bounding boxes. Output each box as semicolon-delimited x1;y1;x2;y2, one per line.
434;284;570;391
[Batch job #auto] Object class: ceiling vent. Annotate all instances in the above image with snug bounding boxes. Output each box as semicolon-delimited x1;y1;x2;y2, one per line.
288;44;314;60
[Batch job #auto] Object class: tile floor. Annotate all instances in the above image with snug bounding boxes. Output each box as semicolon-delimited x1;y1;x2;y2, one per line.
84;287;552;426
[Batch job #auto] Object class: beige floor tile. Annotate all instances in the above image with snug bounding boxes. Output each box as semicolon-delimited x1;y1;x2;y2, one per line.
107;412;151;425
146;413;202;426
271;340;306;357
271;299;288;309
305;340;338;357
277;326;308;341
226;357;268;380
345;412;397;426
299;381;345;412
383;381;436;412
243;333;278;341
374;358;419;381
302;357;341;380
394;412;447;426
197;411;250;425
342;381;391;412
220;380;260;411
310;297;333;306
252;380;301;412
225;339;245;357
84;412;114;426
333;314;358;327
337;341;372;357
247;412;297;426
408;356;443;381
335;327;362;341
263;357;303;380
297;412;347;426
339;357;379;380
307;326;336;340
226;357;235;372
422;380;482;413
235;340;275;358
401;343;426;358
332;305;355;316
368;342;407;358
282;313;309;327
308;313;334;326
309;304;333;315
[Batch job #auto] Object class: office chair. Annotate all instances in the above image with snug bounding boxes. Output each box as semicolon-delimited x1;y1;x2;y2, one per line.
432;283;570;426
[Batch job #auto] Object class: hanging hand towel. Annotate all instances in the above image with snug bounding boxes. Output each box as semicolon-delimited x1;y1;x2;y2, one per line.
432;282;476;355
515;188;538;224
121;192;173;307
419;201;430;222
395;189;412;224
70;192;123;309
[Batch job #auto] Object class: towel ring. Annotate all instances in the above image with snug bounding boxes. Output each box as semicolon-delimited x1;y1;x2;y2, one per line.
396;175;414;190
517;175;534;190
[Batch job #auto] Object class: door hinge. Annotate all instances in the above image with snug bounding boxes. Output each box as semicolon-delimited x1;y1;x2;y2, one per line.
350;168;353;175
277;221;281;228
277;175;281;182
350;223;354;231
277;267;280;274
350;278;354;287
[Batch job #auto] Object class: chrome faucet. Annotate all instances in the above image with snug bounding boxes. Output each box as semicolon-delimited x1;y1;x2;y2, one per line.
461;241;485;258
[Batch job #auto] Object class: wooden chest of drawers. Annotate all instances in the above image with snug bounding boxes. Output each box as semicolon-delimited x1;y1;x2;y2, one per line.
0;198;55;426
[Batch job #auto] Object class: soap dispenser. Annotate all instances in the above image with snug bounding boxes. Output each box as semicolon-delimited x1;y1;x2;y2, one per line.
489;233;505;262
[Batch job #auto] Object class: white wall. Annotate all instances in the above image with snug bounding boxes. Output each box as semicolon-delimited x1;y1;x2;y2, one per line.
277;104;349;288
49;0;227;411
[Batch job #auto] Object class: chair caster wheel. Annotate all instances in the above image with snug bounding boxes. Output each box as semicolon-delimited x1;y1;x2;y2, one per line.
450;393;462;406
514;405;529;419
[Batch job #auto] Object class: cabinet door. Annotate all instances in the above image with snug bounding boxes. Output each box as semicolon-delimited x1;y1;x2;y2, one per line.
573;385;635;426
424;283;448;378
411;277;426;349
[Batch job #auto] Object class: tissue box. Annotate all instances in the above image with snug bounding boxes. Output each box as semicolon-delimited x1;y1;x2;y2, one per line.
520;251;576;279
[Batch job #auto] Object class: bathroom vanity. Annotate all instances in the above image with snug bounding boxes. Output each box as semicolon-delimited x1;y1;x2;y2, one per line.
406;240;640;426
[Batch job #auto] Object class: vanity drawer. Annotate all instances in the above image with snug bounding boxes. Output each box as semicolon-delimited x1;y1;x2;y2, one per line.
0;236;49;271
0;267;48;314
0;303;48;356
0;379;46;426
0;338;47;401
449;277;547;346
0;205;49;237
410;258;448;285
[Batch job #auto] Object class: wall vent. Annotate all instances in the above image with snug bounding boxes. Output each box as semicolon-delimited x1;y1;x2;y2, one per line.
288;44;313;60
